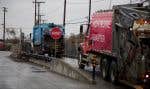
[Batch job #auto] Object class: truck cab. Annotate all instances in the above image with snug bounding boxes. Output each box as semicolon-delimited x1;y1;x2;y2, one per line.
132;19;150;88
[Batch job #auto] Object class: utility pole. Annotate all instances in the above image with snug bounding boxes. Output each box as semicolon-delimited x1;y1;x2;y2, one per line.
130;0;132;4
34;0;37;26
37;2;40;25
37;2;45;25
63;0;67;58
63;0;66;27
2;7;7;44
39;14;45;24
149;0;150;8
33;1;45;25
87;0;91;34
20;28;22;52
41;19;47;23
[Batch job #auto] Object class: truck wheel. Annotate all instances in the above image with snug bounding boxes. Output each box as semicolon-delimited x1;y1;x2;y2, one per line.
101;58;108;80
110;61;118;84
79;63;85;69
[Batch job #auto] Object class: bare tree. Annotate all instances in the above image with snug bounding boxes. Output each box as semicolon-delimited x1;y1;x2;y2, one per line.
6;28;16;39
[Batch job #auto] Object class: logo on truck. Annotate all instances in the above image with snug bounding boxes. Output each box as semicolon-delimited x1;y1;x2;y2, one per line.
91;34;105;42
91;20;112;28
90;11;113;52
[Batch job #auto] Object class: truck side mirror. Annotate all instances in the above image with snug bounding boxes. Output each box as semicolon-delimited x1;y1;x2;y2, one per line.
80;25;83;34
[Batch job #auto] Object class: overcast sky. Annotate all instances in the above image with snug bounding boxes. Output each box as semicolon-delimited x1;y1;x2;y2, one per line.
0;0;143;38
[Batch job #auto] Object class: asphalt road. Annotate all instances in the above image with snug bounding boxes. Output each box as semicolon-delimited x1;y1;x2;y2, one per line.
0;51;130;89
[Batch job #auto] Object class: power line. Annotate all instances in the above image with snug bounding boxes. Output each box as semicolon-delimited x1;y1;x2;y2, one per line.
46;0;99;25
41;2;64;24
47;5;63;14
66;21;88;25
46;6;62;20
33;1;45;25
66;16;88;23
68;0;104;4
39;14;45;24
43;1;64;21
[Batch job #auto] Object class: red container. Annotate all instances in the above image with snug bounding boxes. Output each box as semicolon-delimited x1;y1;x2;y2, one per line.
90;11;113;53
0;41;5;50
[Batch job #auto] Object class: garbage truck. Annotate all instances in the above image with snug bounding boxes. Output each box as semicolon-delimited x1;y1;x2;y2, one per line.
78;2;150;89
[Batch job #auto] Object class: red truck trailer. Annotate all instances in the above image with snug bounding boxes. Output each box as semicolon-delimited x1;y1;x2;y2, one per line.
78;3;150;89
0;40;5;51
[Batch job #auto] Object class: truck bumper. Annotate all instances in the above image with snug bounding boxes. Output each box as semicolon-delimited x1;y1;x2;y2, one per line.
143;78;150;89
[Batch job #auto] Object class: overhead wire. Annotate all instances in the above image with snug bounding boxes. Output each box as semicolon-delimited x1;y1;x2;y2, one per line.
45;1;64;19
47;0;104;18
66;21;88;25
66;16;88;23
46;0;104;25
65;0;105;25
68;0;105;4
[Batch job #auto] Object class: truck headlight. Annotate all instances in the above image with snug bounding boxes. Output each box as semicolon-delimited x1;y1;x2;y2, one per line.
146;74;149;78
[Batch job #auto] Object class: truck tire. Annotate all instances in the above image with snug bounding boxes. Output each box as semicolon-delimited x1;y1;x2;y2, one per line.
109;61;118;84
79;63;85;69
101;58;108;80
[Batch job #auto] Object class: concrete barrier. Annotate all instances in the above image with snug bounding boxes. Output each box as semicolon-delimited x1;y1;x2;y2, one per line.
29;58;94;84
10;48;94;84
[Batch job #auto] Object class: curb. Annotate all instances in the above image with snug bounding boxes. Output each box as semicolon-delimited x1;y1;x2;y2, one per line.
29;58;94;84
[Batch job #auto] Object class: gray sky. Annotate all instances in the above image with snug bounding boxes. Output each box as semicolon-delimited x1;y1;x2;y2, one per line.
0;0;142;38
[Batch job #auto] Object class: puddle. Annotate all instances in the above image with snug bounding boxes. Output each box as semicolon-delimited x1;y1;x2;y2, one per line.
31;66;46;73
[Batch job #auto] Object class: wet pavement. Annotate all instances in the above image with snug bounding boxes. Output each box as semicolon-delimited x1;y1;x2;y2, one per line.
0;51;130;89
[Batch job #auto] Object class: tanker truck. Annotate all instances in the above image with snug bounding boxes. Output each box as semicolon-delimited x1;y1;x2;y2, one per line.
21;23;65;58
78;2;150;89
32;23;65;58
